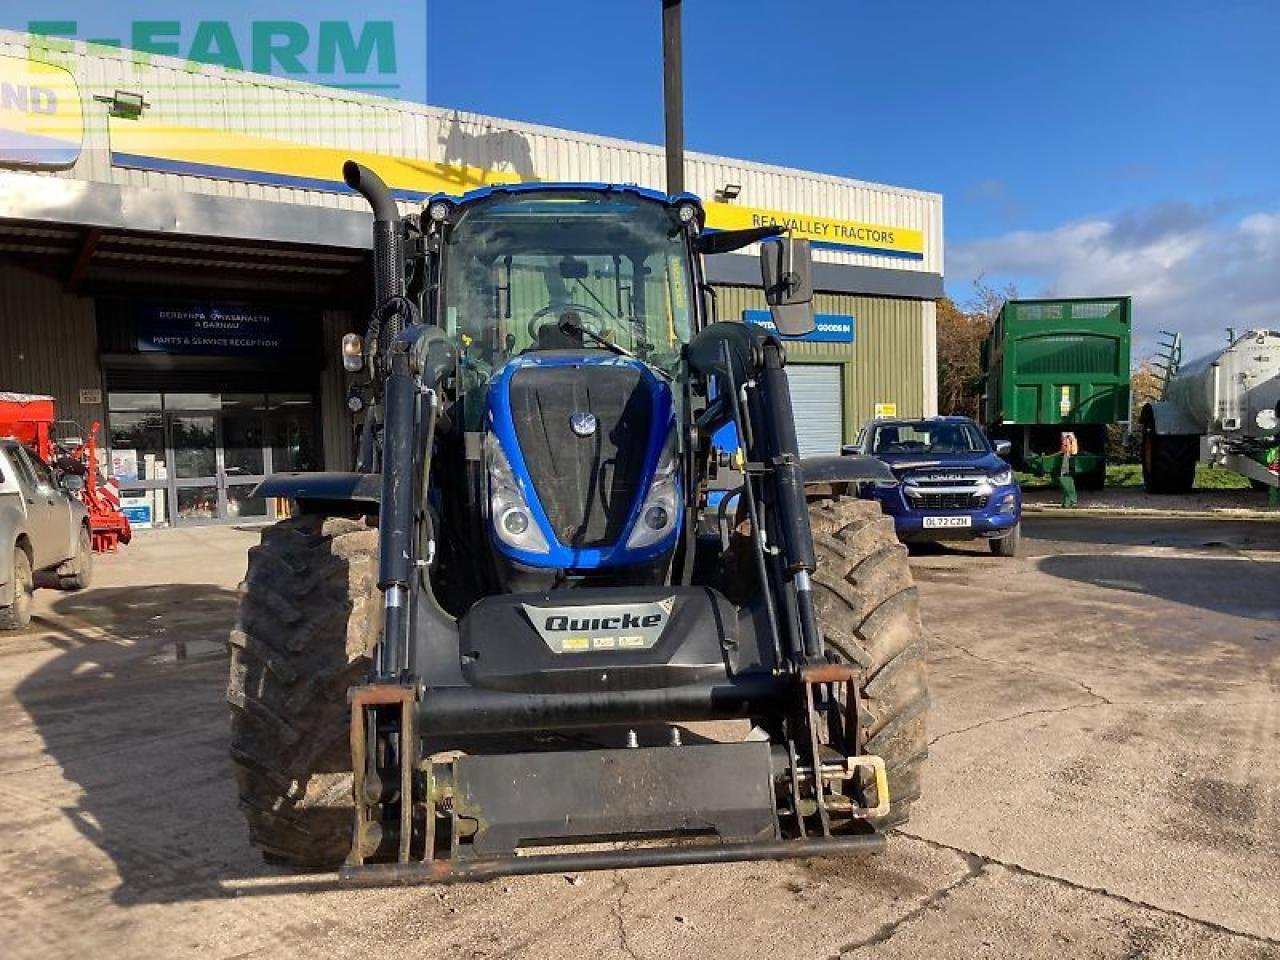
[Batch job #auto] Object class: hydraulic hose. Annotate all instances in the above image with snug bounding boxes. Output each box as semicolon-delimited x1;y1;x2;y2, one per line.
375;332;420;679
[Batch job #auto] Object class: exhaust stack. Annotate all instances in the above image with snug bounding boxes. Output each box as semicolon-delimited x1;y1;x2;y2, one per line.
344;161;406;339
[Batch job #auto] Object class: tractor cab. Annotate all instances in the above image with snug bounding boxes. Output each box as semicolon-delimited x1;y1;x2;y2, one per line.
427;186;697;587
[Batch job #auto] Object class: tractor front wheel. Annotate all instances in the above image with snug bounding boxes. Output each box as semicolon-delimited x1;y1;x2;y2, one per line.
808;496;929;829
227;513;380;867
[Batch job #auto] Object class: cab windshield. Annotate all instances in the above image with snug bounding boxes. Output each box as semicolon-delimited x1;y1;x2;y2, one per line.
872;421;988;455
439;190;694;379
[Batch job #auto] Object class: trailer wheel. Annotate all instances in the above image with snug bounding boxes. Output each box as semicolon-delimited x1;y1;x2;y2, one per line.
1076;462;1107;491
808;496;929;829
1141;419;1197;494
227;513;380;867
0;545;34;631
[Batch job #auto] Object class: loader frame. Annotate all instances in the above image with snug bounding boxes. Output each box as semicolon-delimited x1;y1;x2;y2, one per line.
335;166;892;881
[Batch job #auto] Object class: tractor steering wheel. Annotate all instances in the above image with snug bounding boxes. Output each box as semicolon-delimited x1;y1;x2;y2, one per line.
526;302;610;341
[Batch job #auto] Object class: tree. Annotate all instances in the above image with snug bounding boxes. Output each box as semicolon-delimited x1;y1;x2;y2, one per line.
1109;359;1165;461
935;297;990;418
934;279;1016;418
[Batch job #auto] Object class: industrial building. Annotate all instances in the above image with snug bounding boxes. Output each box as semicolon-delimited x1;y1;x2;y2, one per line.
0;30;943;528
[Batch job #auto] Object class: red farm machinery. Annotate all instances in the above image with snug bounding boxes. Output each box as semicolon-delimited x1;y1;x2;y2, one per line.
0;393;132;552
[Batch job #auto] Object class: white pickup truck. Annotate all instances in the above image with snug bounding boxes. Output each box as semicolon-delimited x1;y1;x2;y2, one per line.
0;439;92;630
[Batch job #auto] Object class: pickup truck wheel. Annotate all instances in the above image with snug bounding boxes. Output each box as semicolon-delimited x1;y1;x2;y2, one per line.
990;522;1021;557
808;496;929;829
0;547;34;631
58;526;94;591
227;513;380;867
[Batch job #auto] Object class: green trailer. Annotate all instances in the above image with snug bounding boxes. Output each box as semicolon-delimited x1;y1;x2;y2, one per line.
980;297;1132;490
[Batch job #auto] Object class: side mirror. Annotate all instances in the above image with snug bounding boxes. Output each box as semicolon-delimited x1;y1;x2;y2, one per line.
61;474;85;493
760;237;816;337
995;439;1012;458
558;256;589;280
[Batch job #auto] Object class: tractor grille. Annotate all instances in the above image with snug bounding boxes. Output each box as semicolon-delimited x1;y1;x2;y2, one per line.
913;492;989;510
508;363;654;549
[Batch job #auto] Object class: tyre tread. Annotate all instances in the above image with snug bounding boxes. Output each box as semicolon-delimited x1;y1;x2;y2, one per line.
807;496;929;829
227;513;379;867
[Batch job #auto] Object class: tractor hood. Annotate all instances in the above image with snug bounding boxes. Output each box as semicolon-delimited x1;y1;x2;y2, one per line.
484;351;680;570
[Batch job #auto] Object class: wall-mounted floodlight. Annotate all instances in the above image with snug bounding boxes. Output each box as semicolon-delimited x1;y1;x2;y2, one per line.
93;90;150;120
714;183;742;202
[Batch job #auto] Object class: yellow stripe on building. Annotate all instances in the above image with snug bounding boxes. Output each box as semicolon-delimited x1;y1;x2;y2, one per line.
705;200;924;258
109;118;519;198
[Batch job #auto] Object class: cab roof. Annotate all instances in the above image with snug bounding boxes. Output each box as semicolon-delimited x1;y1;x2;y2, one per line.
428;181;702;210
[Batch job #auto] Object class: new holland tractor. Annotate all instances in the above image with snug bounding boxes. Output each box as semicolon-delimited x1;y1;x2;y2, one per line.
227;161;929;881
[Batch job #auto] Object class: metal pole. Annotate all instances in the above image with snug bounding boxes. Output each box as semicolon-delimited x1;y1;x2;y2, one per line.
662;0;684;195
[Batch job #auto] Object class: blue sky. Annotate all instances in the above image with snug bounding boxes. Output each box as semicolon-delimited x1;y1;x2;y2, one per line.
430;0;1280;356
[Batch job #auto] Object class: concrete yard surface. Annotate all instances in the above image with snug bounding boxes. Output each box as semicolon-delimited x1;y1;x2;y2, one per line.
0;518;1278;959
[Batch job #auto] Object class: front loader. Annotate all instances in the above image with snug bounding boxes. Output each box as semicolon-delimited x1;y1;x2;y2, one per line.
227;162;928;881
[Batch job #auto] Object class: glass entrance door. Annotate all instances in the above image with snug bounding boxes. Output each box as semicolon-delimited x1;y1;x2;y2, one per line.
169;410;221;523
221;395;269;521
107;391;318;527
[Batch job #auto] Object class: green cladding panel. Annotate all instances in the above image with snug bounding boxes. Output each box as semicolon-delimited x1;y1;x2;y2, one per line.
713;285;926;443
982;297;1132;427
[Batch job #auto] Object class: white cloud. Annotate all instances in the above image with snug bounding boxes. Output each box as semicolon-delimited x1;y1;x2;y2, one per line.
947;203;1280;359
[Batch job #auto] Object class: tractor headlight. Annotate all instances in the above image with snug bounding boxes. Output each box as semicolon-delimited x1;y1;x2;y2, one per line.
341;333;364;372
485;432;550;553
988;467;1014;487
626;430;681;551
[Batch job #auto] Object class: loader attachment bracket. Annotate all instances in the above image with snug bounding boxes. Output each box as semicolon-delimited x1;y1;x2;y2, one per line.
451;742;776;856
348;683;419;867
339;648;890;884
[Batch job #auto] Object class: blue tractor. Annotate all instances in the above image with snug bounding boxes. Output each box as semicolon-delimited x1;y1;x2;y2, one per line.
227;163;929;880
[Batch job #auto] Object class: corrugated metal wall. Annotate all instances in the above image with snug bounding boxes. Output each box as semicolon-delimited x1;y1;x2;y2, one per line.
715;286;926;442
0;30;942;275
0;263;103;430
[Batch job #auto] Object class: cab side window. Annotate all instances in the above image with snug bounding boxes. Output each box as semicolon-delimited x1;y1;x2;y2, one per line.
19;448;56;490
6;446;40;496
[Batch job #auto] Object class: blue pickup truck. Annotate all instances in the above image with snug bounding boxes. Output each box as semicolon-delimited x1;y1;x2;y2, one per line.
848;416;1022;556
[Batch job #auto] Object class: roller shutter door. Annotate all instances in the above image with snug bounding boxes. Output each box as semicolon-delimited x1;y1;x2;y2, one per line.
787;364;844;456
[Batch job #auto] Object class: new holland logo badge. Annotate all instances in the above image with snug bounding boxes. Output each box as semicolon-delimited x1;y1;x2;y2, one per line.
522;597;676;653
570;411;598;437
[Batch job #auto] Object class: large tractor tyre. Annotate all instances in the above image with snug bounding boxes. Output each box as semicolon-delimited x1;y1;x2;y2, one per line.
0;545;34;631
227;513;381;868
1141;421;1198;495
808;496;929;830
58;525;94;591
